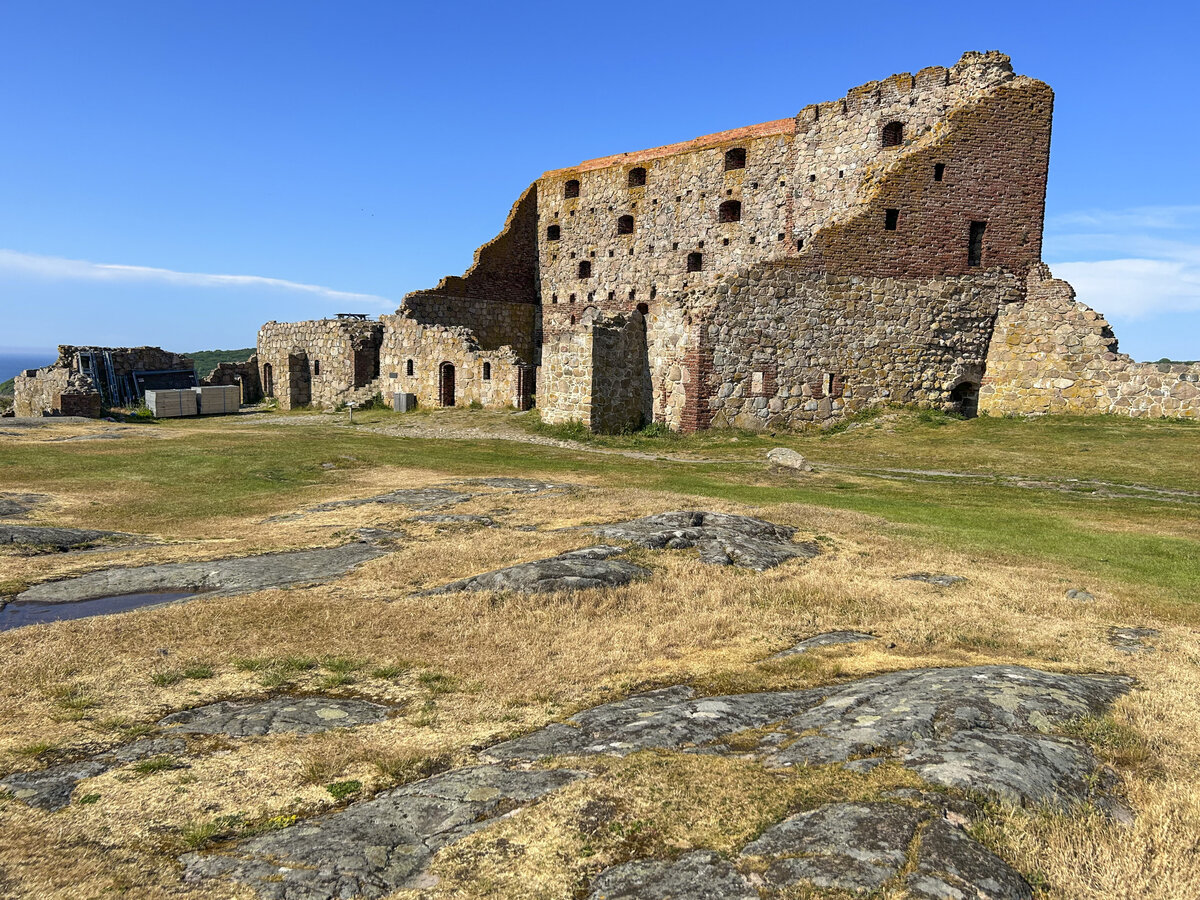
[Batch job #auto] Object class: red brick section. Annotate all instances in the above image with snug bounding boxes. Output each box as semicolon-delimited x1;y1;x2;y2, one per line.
679;325;715;433
542;118;796;179
797;79;1053;279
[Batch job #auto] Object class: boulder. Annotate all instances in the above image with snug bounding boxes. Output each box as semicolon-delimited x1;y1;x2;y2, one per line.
766;447;812;470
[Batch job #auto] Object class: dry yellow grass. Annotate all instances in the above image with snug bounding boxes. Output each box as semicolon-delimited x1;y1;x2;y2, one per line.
0;416;1197;898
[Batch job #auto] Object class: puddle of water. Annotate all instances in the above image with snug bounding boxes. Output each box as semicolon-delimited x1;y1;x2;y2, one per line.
0;592;196;630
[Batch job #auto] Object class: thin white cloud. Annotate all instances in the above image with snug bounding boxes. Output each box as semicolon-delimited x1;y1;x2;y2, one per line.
0;249;395;309
1051;259;1200;318
1045;204;1200;319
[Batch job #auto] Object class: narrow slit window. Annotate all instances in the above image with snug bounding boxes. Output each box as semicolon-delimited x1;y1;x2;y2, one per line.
686;252;703;273
564;179;580;199
628;167;646;187
406;359;414;377
617;214;634;235
313;360;320;376
968;221;987;267
934;163;945;182
724;147;746;170
718;199;741;223
885;208;899;231
482;362;491;381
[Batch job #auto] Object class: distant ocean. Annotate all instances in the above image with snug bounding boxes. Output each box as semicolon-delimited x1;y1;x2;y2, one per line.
0;351;57;384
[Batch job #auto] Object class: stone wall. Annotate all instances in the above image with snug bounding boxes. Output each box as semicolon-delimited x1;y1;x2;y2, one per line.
13;345;194;417
674;261;1021;430
540;308;651;431
397;294;538;364
535;51;1045;336
379;315;525;410
200;356;263;404
12;367;95;417
257;320;384;410
979;267;1200;418
417;184;540;306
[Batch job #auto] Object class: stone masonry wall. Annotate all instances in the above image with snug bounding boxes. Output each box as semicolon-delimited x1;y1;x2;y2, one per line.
257;320;384;410
681;262;1021;430
200;356;263;404
379;315;523;410
980;266;1200;418
14;345;193;417
397;294;538;364
418;184;540;306
541;309;651;431
535;51;1043;337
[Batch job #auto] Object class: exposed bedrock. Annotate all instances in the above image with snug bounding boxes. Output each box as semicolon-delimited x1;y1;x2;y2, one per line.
0;493;47;518
590;802;1033;900
486;665;1131;810
182;766;586;899
422;545;648;595
15;541;386;604
0;524;125;552
159;696;391;737
581;511;819;570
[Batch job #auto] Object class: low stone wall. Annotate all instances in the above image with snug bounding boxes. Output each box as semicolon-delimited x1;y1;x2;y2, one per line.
13;368;101;417
980;266;1200;418
379;314;524;410
201;356;262;404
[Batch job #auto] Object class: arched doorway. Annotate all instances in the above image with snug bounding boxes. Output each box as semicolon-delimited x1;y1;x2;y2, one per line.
950;381;980;418
439;362;456;407
262;363;274;398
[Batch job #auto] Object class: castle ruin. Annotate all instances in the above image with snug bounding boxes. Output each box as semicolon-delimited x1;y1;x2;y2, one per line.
257;52;1199;429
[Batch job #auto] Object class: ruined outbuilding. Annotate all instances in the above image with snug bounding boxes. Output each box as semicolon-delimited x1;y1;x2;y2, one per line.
13;346;196;417
257;51;1199;430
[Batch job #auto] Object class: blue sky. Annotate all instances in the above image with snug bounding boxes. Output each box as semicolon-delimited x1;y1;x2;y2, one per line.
1;1;1197;360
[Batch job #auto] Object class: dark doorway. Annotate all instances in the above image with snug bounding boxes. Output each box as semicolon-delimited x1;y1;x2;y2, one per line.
951;381;980;418
262;363;274;398
439;362;456;407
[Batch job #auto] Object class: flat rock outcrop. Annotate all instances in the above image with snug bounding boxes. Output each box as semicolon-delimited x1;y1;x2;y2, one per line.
182;765;585;898
179;664;1131;898
0;493;46;518
901;572;967;586
159;696;391;736
0;524;122;552
590;801;1032;899
423;546;648;595
582;511;818;571
312;487;473;512
0;737;186;811
487;665;1131;809
770;630;876;658
15;541;386;604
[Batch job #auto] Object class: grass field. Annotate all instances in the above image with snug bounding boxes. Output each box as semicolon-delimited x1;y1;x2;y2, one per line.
0;408;1197;898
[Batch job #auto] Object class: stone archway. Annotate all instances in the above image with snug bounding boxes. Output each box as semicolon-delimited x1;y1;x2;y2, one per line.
439;363;456;407
950;381;980;418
